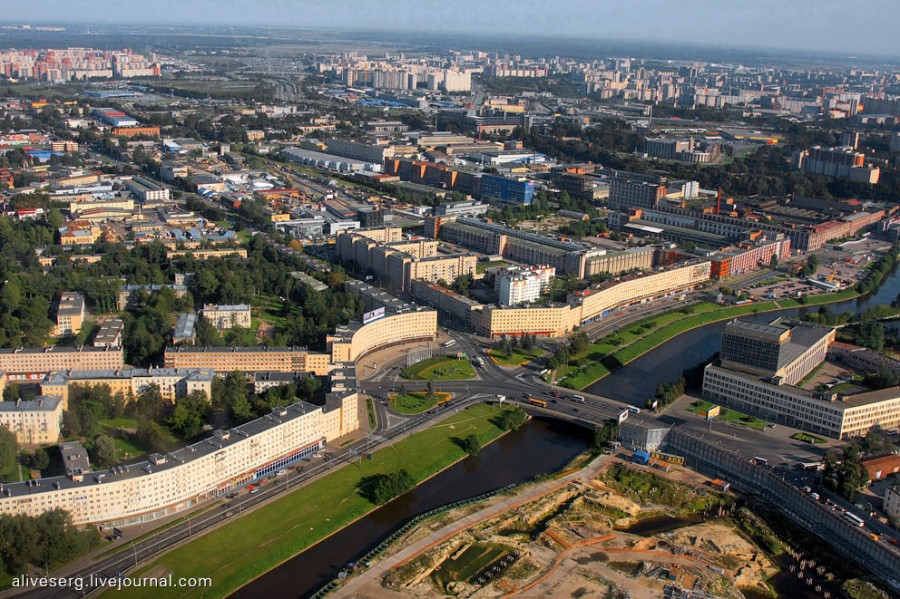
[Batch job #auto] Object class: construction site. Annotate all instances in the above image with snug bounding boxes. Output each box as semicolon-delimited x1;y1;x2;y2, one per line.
336;454;831;599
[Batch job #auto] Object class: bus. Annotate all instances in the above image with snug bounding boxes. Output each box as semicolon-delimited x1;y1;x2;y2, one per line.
528;397;548;408
753;456;768;467
442;340;457;348
571;395;585;403
843;512;865;528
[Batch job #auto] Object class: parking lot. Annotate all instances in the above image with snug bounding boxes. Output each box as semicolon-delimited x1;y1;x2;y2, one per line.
744;241;890;301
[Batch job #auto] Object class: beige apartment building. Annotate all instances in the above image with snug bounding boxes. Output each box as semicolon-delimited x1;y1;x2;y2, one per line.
202;304;252;330
41;368;214;411
163;346;331;376
471;261;712;338
0;347;124;376
328;309;438;363
0;392;359;525
54;292;85;336
0;396;64;446
166;248;248;261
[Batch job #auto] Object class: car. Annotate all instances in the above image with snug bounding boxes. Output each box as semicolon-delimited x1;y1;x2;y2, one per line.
276;469;287;477
249;488;259;495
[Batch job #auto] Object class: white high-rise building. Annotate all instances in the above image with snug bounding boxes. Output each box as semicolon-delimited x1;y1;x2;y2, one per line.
495;266;555;306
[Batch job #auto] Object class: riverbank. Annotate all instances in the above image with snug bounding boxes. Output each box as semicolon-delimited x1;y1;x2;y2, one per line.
107;404;520;599
560;288;861;391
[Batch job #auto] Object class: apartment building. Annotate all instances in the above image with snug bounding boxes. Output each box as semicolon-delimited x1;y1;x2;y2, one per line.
202;304;252;330
0;396;64;446
163;347;331;376
41;368;214;410
470;260;711;338
328;308;438;363
0;347;124;377
54;292;85;336
117;284;188;311
166;248;248;261
0;392;358;526
495;266;555;306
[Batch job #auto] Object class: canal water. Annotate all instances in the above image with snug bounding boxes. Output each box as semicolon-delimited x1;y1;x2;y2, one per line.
231;417;592;599
585;264;900;405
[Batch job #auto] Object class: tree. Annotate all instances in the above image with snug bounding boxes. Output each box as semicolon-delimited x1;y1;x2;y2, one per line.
91;434;118;469
425;380;435;402
0;427;17;474
496;407;528;431
22;448;49;471
362;469;416;505
769;254;778;269
592;420;620;452
135;420;167;454
461;434;481;456
168;391;210;438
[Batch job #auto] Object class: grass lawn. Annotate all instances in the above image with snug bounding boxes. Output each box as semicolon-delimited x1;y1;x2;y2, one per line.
687;400;768;431
390;391;452;415
112;404;514;599
476;260;508;274
99;417;139;431
401;356;476;381
487;347;543;367
791;432;826;444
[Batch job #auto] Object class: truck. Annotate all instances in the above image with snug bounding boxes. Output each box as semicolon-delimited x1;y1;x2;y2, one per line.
632;450;651;466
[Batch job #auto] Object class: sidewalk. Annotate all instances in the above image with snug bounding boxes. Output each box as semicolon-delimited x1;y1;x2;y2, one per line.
337;454;610;598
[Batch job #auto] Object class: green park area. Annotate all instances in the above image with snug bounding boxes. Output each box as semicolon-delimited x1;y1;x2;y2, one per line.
401;356;476;381
486;347;543;367
390;391;452;415
686;400;768;431
111;404;516;599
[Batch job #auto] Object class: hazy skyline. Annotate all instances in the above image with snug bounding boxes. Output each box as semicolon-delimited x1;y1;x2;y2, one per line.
2;0;899;58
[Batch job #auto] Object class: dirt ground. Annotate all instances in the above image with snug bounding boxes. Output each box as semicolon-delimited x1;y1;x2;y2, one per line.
342;457;781;599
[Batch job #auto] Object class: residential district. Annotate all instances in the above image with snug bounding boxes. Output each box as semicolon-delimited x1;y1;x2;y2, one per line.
0;20;899;599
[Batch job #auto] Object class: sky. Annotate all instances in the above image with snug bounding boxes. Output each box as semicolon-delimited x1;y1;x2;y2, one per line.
2;0;899;58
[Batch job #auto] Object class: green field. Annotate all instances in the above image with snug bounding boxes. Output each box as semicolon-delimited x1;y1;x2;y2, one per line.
111;404;514;599
687;400;768;431
433;542;513;592
401;356;476;380
390;392;451;415
487;347;544;367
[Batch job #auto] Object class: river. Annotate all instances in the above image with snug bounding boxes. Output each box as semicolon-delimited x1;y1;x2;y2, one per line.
231;417;592;599
585;264;900;404
234;265;900;597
